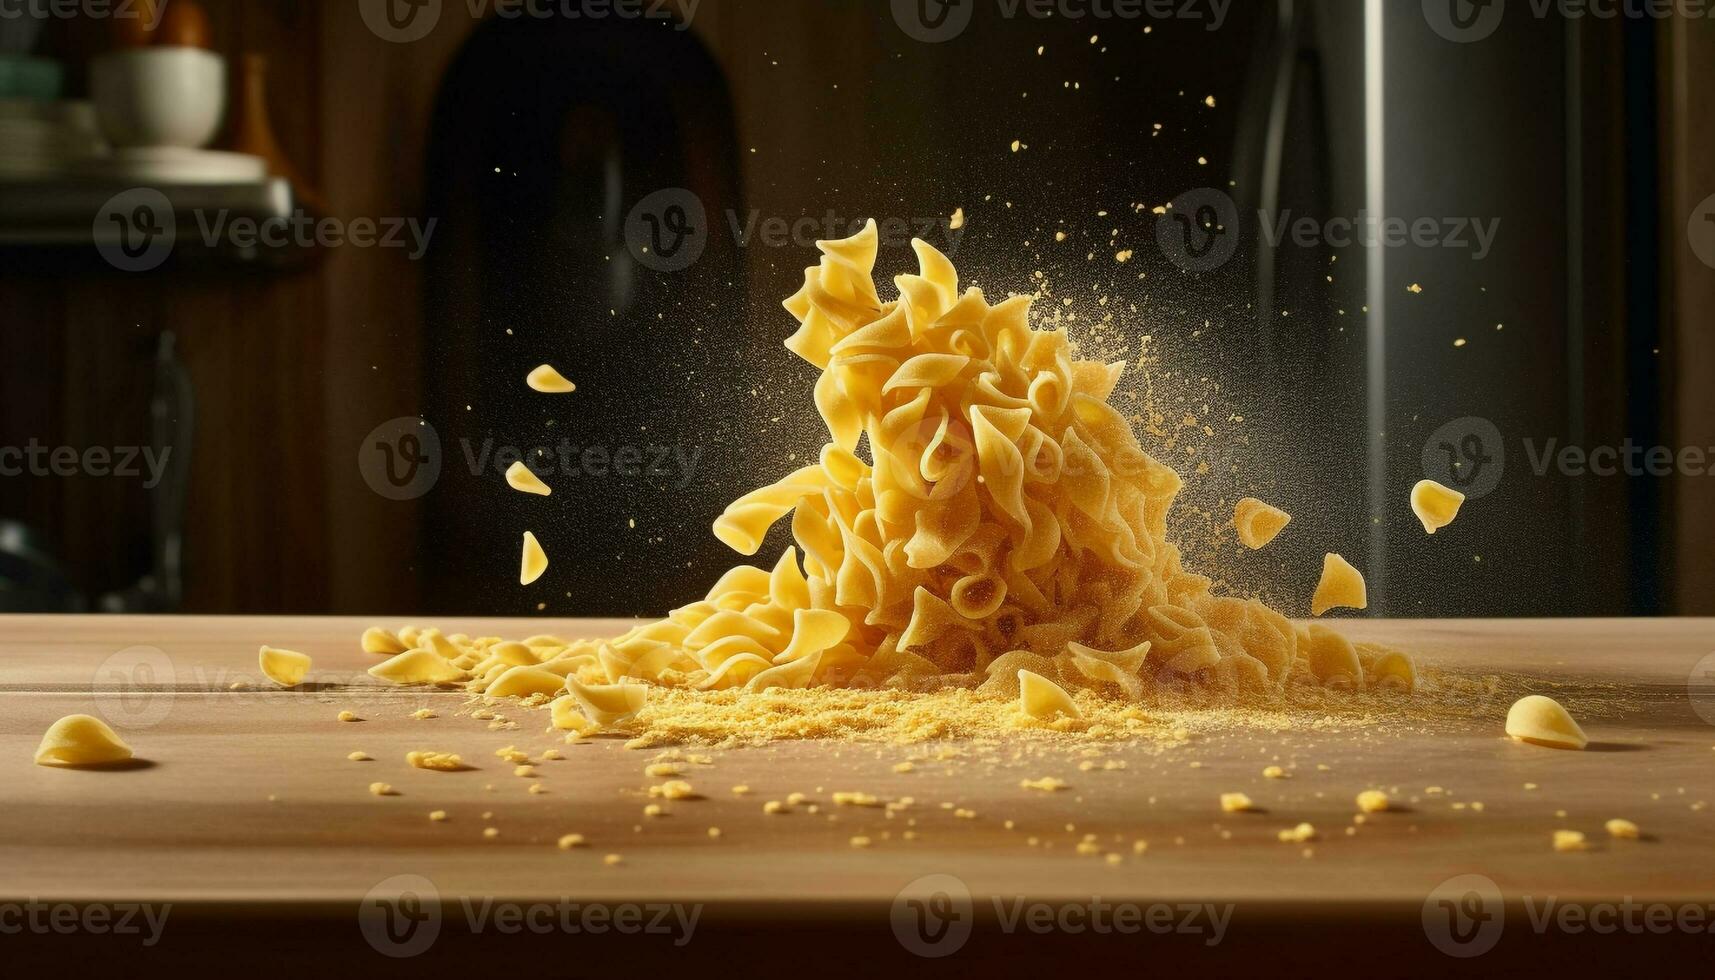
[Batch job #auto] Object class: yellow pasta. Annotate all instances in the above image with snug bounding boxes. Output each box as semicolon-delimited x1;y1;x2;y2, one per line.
1410;479;1464;534
520;531;548;586
34;714;133;767
1017;668;1080;720
506;461;553;496
1233;497;1291;549
1310;554;1367;616
361;627;406;655
259;646;311;687
526;364;576;393
1505;695;1587;750
566;677;648;725
373;219;1408;720
369;649;469;685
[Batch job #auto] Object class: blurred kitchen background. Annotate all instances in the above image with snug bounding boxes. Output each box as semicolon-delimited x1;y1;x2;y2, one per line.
0;0;1710;618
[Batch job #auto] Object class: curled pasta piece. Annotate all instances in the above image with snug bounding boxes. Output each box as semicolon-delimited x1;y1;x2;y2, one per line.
745;651;822;692
1311;553;1368;616
1233;497;1291;550
1303;625;1363;688
1017;668;1080;720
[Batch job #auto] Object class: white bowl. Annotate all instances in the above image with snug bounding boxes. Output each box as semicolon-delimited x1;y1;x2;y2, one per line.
90;48;225;149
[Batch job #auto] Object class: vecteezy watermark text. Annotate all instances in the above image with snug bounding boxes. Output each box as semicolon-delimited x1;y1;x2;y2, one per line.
1424;873;1715;958
357;0;699;43
1522;438;1715;478
461;437;702;489
623;189;966;273
1154;189;1501;272
0;900;171;946
889;874;1230;957
1260;211;1500;261
1424;0;1715;44
194;211;437;261
0;0;165;24
95;188;436;272
891;0;1232;43
0;441;172;488
359;874;699;957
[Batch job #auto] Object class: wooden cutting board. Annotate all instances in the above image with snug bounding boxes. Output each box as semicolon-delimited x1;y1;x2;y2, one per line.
1;615;1712;972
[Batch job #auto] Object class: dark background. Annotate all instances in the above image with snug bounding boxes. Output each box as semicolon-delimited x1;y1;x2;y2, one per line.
1;0;1711;618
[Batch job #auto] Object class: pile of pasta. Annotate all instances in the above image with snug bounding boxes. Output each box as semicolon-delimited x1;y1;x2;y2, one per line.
365;220;1412;725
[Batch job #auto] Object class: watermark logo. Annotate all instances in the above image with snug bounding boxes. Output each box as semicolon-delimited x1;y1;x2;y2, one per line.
891;0;974;42
1422;416;1506;500
891;874;974;958
358;0;443;43
359;418;442;501
622;191;964;272
359;874;442;958
1156;187;1240;273
1688;192;1715;270
1423;0;1506;42
1426;0;1715;42
1423;874;1505;957
625;188;708;273
94;188;175;273
1690;652;1715;727
94;188;434;270
93;645;176;730
890;0;1230;40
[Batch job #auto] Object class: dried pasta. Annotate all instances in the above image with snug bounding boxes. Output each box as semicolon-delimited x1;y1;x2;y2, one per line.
1410;479;1464;534
1310;554;1366;617
1233;497;1290;549
363;220;1408;720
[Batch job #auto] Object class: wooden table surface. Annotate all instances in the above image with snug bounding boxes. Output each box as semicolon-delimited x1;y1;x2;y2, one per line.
2;615;1712;972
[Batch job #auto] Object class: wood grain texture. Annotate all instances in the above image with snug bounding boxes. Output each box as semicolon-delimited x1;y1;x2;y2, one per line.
0;615;1711;909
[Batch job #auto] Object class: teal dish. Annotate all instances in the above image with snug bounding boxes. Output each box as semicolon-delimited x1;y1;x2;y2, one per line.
0;56;63;100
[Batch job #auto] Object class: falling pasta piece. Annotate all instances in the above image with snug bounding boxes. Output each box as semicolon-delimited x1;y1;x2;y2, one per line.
1233;497;1291;549
369;650;469;685
520;531;548;585
505;461;552;497
1311;554;1367;616
258;646;312;687
1410;480;1465;534
34;714;133;768
526;364;576;393
1017;669;1080;721
1505;695;1588;750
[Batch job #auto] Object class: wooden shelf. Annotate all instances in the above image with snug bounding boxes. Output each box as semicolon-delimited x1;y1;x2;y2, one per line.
0;176;320;269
